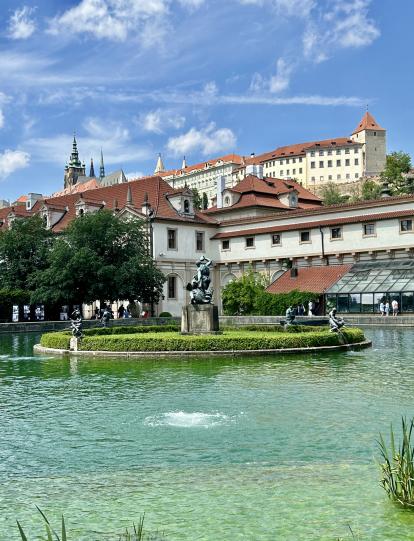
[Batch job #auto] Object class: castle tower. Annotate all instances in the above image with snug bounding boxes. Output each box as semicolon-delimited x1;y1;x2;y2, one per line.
350;112;386;177
64;135;86;189
154;153;165;174
89;158;95;178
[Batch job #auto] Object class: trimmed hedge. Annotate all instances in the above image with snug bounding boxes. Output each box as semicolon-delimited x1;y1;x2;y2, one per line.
76;328;365;352
83;324;179;336
222;324;326;333
40;331;71;350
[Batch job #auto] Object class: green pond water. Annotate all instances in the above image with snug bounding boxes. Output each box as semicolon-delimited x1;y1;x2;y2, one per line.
1;329;414;540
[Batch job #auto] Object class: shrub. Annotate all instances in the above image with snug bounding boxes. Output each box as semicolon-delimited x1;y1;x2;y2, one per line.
158;312;172;318
84;325;179;336
379;417;414;508
40;331;71;349
222;324;326;333
77;328;365;352
254;290;319;316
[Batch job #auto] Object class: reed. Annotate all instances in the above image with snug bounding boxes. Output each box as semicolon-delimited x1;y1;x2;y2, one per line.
378;417;414;508
16;508;165;540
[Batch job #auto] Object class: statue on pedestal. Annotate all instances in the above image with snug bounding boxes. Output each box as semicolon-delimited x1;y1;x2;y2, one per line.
186;256;214;304
70;309;83;338
285;305;296;327
329;308;345;332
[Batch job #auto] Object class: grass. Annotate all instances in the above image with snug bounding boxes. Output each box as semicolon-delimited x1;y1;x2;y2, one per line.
378;417;414;508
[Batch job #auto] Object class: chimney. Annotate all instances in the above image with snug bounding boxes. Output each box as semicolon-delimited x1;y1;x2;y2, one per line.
216;176;226;209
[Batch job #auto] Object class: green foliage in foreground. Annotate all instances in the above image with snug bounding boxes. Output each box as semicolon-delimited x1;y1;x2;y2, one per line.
84;325;180;336
222;271;318;316
17;508;164;540
379;417;414;508
40;328;365;352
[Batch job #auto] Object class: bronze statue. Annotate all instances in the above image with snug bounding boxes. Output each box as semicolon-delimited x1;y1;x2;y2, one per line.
285;305;296;326
187;256;213;304
70;309;83;338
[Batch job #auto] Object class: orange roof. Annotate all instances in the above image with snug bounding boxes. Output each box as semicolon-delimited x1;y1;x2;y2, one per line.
353;112;385;134
52;178;99;197
15;195;28;203
267;264;353;294
160;153;243;177
251;137;359;164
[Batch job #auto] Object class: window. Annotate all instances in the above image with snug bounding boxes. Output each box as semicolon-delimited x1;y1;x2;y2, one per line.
355;173;359;178
345;159;350;166
331;227;342;239
336;149;341;155
299;157;303;163
196;231;204;251
271;233;281;245
311;161;315;169
280;159;284;165
337;174;341;180
224;196;231;206
183;199;190;213
328;160;332;167
168;276;176;299
363;223;375;236
354;159;359;166
300;231;310;243
345;148;350;154
310;151;315;157
167;229;177;250
292;169;296;175
354;148;359;154
222;239;230;250
299;168;303;174
346;174;350;179
245;236;255;248
319;161;324;168
311;176;316;182
286;158;290;164
400;219;413;232
319;150;324;156
286;169;290;175
280;170;284;176
373;131;377;136
336;160;341;167
328;175;332;180
293;158;296;163
320;176;324;181
327;150;332;155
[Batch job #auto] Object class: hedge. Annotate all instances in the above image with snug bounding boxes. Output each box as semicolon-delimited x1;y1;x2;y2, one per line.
83;324;179;336
222;324;326;333
75;328;365;352
40;331;71;349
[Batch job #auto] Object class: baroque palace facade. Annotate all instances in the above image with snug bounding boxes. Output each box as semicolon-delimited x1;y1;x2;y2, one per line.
2;161;414;316
154;111;386;205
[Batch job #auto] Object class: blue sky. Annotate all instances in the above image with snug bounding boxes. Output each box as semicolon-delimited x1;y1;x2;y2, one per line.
0;0;411;201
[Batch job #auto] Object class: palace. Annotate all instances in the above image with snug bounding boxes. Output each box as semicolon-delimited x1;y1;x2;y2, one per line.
155;111;386;205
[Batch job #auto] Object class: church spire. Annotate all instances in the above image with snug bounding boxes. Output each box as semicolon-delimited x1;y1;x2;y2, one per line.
154;153;165;174
99;149;105;179
89;158;95;178
181;156;187;170
69;133;81;168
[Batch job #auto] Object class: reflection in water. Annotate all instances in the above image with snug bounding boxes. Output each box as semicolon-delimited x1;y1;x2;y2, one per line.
1;329;414;540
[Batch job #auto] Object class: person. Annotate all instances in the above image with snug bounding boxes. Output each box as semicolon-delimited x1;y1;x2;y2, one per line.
392;298;399;317
308;300;314;316
299;303;305;316
118;304;125;319
385;301;390;317
124;305;129;318
379;300;385;316
329;308;345;332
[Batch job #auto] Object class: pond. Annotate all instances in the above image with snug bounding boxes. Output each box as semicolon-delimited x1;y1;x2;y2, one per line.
1;329;414;540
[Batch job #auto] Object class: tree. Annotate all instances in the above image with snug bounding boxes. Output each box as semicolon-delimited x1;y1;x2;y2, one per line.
349;179;382;202
320;183;347;206
0;215;53;291
31;210;165;307
380;151;412;194
222;270;268;315
192;188;202;210
202;192;209;210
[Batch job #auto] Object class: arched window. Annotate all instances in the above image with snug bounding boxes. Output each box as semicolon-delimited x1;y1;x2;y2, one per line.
183;199;190;213
79;208;84;217
224;196;231;206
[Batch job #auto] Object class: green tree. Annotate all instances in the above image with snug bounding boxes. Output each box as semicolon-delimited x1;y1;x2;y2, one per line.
222;270;268;315
202;192;209;210
0;215;53;291
31;210;165;307
380;151;412;194
320;183;347;206
349;179;382;202
192;188;202;210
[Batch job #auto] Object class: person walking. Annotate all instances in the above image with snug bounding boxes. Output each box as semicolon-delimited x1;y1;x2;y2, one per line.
118;304;125;319
392;298;399;317
385;300;390;317
308;300;314;317
379;300;385;316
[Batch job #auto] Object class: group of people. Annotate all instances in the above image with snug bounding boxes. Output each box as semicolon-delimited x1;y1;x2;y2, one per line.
288;300;319;317
379;299;399;317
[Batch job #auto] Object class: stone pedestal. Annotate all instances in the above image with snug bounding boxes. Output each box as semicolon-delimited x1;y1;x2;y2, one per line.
181;304;220;334
70;337;79;351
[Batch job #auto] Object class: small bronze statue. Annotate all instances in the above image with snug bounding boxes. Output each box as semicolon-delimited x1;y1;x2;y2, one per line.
101;306;111;327
285;305;296;326
186;256;214;304
70;309;83;338
329;308;345;332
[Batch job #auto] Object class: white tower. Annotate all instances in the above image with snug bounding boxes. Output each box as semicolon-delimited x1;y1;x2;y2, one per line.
351;112;386;177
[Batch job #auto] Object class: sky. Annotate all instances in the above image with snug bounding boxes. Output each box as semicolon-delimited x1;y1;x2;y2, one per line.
0;0;412;201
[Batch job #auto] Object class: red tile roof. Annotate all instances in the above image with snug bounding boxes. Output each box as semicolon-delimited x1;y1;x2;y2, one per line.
52;178;99;197
250;137;359;164
267;264;353;294
353;112;385;135
212;208;414;239
160;153;243;177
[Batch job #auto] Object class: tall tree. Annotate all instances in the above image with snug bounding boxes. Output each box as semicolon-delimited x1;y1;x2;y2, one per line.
202;192;209;210
192;188;202;210
380;151;412;194
31;210;165;307
0;215;53;291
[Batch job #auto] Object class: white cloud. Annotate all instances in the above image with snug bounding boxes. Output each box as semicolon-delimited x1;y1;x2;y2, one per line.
270;58;293;93
139;108;185;134
0;150;30;180
126;171;145;180
8;6;36;40
303;0;380;60
178;0;205;8
26;118;152;166
166;122;237;157
238;0;315;17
